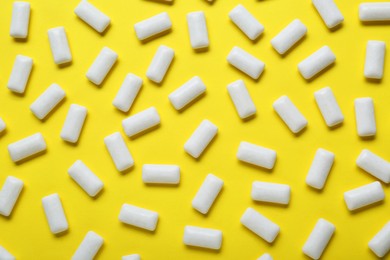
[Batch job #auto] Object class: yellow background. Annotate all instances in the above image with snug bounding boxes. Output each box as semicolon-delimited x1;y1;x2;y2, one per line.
0;0;389;259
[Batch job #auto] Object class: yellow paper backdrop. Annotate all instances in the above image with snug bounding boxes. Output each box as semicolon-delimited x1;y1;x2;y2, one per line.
0;0;389;259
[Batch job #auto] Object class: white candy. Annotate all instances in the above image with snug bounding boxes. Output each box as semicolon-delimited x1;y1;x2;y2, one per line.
298;46;336;80
227;46;265;80
142;164;180;184
48;27;72;65
237;141;277;170
8;133;47;162
344;181;384;211
7;55;33;94
0;246;15;260
227;80;256;119
271;19;307;55
257;253;273;260
312;0;344;29
0;118;5;133
74;0;110;33
113;74;143;112
251;181;290;205
184;119;218;159
314;87;344;127
122;107;160;138
134;12;172;41
228;4;264;40
42;193;68;234
72;231;104;260
0;176;23;217
240;207;280;243
60;104;87;143
10;2;30;38
68;160;104;197
146;45;174;84
303;218;335;260
369;221;390;257
168;76;206;111
183;226;222;250
187;11;209;50
359;3;390;21
122;254;141;260
30;83;66;120
119;204;159;231
86;47;118;86
104;132;134;172
354;97;376;137
357;149;390;183
364;40;386;79
192;174;223;214
306;148;335;190
273;95;308;134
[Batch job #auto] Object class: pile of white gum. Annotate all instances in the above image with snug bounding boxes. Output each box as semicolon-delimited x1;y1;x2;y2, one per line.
1;0;390;259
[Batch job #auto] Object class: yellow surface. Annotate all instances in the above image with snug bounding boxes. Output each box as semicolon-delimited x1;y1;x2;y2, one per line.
0;0;390;259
